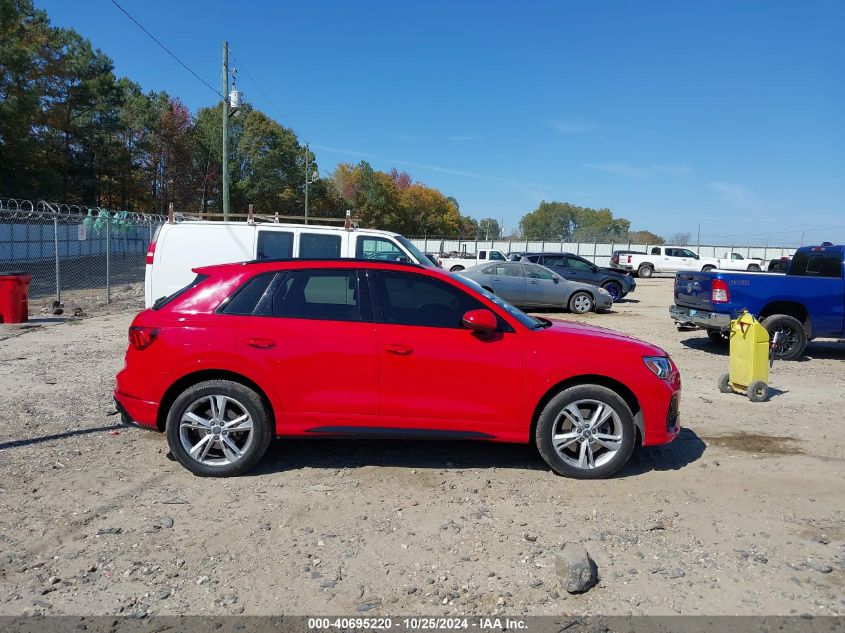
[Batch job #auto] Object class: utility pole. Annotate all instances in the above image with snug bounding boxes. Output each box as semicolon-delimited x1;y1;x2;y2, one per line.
221;41;230;221
697;222;701;251
304;143;318;224
304;143;310;225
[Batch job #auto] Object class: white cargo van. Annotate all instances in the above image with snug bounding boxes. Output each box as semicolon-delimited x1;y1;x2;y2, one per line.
144;221;432;307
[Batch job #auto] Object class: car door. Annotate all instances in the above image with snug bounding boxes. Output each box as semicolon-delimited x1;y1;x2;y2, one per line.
663;248;691;272
488;263;527;305
563;256;600;285
523;263;564;307
227;268;379;433
370;270;523;438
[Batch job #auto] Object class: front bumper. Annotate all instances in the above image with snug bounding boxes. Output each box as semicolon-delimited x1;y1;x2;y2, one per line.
669;304;731;331
596;293;614;310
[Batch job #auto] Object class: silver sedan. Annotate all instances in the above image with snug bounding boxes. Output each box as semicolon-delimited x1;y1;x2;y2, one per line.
456;261;612;314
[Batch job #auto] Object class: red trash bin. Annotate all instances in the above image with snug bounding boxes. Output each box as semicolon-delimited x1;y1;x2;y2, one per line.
0;272;32;324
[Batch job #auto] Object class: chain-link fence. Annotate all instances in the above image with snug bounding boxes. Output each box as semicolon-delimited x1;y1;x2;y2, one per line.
0;199;168;313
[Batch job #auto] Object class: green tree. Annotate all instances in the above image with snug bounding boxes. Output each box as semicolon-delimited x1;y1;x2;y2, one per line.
478;218;501;239
627;230;664;244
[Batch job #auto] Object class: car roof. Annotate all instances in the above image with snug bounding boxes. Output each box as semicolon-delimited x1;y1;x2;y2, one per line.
192;258;443;278
794;244;845;254
163;221;399;236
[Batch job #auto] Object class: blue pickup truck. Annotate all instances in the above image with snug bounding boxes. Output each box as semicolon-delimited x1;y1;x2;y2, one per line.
670;244;845;360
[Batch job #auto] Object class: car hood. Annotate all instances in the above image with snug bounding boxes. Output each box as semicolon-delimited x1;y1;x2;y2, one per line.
539;318;667;356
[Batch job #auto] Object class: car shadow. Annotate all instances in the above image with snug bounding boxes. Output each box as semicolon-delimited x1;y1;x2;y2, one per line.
617;427;706;477
250;428;706;478
679;335;728;356
681;335;845;362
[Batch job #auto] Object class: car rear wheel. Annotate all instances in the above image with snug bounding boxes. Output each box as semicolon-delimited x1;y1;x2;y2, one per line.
569;291;594;314
748;264;761;272
637;264;653;278
702;265;716;272
166;380;273;477
761;314;807;361
602;281;623;301
535;385;636;479
449;265;465;272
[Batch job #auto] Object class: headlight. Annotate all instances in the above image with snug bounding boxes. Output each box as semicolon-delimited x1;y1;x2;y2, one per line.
643;356;671;379
598;287;610;296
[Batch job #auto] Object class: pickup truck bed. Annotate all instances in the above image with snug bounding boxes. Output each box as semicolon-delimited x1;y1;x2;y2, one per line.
670;245;845;360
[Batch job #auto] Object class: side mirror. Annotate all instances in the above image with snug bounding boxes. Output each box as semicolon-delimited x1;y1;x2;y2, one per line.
462;309;497;334
553;276;560;284
694;255;700;260
591;266;598;273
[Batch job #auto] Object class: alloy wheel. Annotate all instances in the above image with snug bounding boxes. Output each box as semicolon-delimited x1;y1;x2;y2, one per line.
179;395;255;467
551;399;623;470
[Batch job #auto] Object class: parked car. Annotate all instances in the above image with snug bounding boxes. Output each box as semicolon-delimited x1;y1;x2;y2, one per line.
144;221;433;308
768;256;792;273
516;252;636;301
439;249;508;272
611;246;719;278
115;259;680;479
670;244;845;360
716;252;766;272
456;261;612;313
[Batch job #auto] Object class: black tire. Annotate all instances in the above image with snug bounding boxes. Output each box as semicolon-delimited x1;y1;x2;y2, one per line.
449;265;465;272
569;291;595;314
707;329;730;346
747;380;769;402
718;372;732;394
637;264;653;278
166;379;273;477
761;314;807;361
535;385;636;479
748;264;761;272
702;265;716;272
602;281;623;302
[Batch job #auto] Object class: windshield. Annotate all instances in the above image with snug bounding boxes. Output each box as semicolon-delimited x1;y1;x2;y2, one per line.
451;274;543;329
394;235;434;268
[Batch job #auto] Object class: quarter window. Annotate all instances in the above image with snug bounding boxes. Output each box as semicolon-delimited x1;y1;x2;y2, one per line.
300;233;341;258
220;273;277;315
375;272;484;328
789;252;842;278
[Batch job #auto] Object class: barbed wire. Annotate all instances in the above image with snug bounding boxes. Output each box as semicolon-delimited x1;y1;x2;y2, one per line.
0;198;178;224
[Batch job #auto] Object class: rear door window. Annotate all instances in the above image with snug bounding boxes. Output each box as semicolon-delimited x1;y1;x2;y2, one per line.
257;231;293;259
789;252;842;278
269;269;363;321
300;233;341;258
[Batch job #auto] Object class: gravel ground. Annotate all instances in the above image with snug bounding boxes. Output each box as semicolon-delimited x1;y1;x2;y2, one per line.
0;278;842;617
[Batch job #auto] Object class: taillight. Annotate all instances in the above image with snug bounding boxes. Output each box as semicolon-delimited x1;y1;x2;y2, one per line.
626;255;632;263
146;242;156;265
711;279;730;303
129;326;160;350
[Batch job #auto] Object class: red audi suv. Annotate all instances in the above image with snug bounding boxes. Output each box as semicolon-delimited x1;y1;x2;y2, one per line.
115;259;680;479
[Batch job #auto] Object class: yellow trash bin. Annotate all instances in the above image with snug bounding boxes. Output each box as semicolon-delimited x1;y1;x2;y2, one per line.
718;310;771;402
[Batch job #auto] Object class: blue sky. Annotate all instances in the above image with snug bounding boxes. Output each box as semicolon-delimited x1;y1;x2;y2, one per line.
39;1;844;244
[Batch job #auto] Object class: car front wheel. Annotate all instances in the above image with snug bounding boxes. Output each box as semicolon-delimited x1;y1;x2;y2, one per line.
602;281;623;301
535;385;636;479
166;379;273;477
569;291;594;314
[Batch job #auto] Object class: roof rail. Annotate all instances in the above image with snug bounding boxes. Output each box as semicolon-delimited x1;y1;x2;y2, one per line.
242;257;424;268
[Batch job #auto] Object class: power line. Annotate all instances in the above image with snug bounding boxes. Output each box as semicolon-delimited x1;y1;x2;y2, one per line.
227;47;296;132
108;0;221;98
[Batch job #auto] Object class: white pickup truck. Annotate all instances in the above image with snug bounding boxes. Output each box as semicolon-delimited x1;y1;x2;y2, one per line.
439;249;508;272
716;252;766;272
611;246;719;278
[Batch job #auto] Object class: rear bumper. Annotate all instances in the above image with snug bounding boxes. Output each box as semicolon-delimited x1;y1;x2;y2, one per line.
669;304;731;331
113;390;160;430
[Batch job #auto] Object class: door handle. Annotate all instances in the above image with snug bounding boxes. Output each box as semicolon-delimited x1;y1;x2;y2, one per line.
245;337;275;349
385;344;413;356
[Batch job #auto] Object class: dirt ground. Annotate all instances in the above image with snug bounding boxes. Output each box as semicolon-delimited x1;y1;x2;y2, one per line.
0;278;843;617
